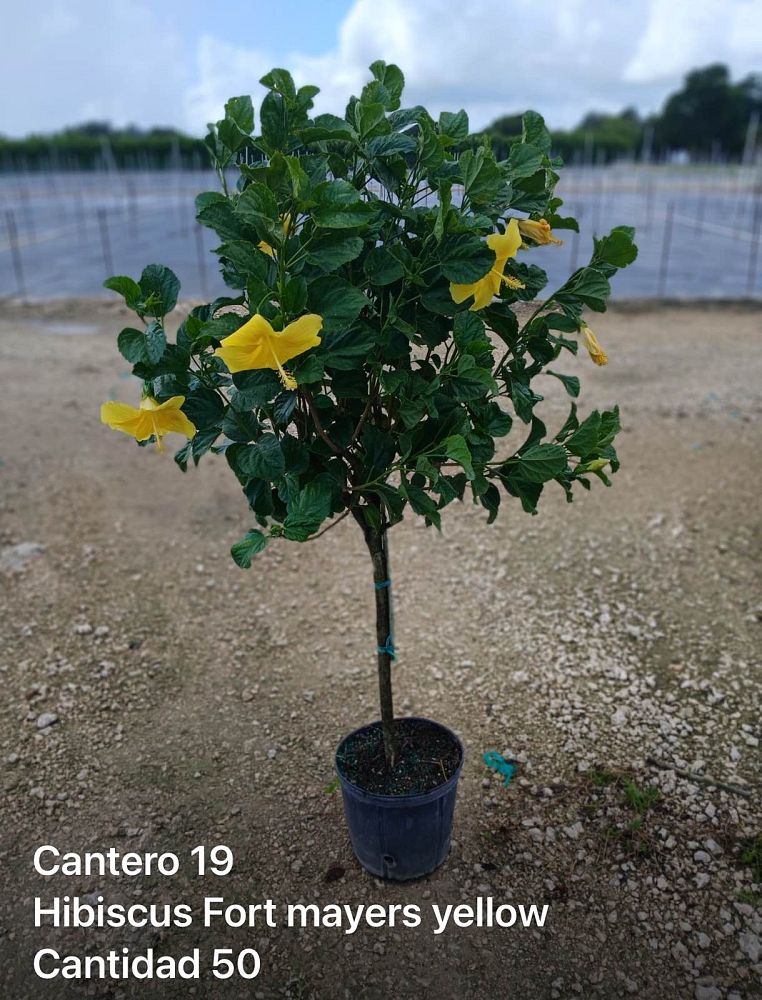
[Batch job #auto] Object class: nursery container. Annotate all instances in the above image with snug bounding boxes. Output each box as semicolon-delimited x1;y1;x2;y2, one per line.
335;718;464;880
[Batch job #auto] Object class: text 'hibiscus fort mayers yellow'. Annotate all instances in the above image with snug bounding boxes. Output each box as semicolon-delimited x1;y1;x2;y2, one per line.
99;62;636;764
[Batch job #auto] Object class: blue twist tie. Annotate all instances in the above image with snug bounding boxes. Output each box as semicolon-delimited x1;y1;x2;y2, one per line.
374;579;391;590
377;635;396;659
483;751;516;787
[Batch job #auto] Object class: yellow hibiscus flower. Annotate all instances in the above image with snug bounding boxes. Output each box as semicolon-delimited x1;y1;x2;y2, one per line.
580;325;608;366
214;313;323;390
518;218;563;246
100;396;196;452
450;219;524;312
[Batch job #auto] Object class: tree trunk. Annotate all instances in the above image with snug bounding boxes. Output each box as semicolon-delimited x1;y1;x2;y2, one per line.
355;511;397;768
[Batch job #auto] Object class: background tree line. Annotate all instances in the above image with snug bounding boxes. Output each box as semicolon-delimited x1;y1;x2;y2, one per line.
1;63;760;172
486;64;762;165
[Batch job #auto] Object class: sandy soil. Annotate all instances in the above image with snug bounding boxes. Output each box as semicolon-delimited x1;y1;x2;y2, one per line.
0;298;760;1000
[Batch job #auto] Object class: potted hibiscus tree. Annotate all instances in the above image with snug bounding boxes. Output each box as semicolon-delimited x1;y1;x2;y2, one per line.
101;63;636;879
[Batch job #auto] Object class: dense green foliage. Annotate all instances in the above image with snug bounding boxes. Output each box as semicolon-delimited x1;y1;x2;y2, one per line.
483;64;762;163
0;122;206;171
104;62;637;564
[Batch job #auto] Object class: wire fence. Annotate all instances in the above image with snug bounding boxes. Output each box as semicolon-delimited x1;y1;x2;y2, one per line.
1;165;761;301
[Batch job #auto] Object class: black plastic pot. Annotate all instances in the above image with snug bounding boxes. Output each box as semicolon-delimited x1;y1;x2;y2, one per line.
335;718;464;880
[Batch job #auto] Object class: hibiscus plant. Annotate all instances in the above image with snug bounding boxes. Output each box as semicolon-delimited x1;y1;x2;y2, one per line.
101;63;637;767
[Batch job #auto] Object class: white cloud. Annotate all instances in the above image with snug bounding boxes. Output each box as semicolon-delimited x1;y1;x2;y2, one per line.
2;0;188;135
624;0;762;83
182;0;762;135
4;0;762;137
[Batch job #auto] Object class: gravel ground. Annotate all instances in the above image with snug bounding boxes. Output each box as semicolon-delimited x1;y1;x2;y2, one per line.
0;298;760;1000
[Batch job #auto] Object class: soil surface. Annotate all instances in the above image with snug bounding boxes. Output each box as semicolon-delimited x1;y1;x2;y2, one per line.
0;298;761;1000
337;719;462;795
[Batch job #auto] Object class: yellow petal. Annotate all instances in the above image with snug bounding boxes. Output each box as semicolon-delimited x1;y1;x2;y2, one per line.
271;313;323;365
258;240;276;258
146;398;196;438
487;218;521;264
214;314;275;373
518;218;563;246
470;276;496;311
450;281;477;305
581;325;608;366
101;401;153;441
154;409;197;438
151;395;187;411
101;400;142;430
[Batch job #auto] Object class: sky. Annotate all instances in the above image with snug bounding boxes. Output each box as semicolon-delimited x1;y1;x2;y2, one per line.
3;0;762;138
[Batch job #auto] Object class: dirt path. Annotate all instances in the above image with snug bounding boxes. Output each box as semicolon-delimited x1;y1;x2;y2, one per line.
0;299;760;999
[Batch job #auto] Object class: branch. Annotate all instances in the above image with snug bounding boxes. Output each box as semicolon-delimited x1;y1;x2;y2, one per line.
645;756;756;799
306;509;351;541
300;387;343;455
347;395;372;448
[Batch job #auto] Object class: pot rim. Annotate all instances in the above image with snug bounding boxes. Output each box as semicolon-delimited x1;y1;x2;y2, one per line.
335;716;465;805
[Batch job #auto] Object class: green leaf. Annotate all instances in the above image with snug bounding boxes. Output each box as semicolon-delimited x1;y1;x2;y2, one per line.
297;114;355;142
453;311;487;350
183;387;225;430
218;118;248;152
221;406;260;443
460;148;503;205
443;433;475;480
235;183;279;229
225;95;254;133
367;61;405;111
231;371;281;408
506;143;544;180
283;275;307;314
292;353;324;383
560;267;611;312
521;111;551;152
305;233;364;272
283;155;311;200
117;327;146;364
400;484;441;528
174;442;191;472
197;196;249;241
556;403;579;442
308;276;369;333
320;325;377;370
260;67;297;99
217;240;270;279
237;433;285;480
260;91;288;150
438;109;469;145
283;475;335;541
231;529;268;568
117;322;166;365
364;246;404;285
511;381;543;423
593;226;638;269
361;426;396;475
440;234;493;282
312;180;373;228
104;275;141;309
565;411;602;456
367;134;417;158
139;264;180;317
144;321;167;365
503;477;543;514
273;391;297;426
547;370;580;398
506;443;568;484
